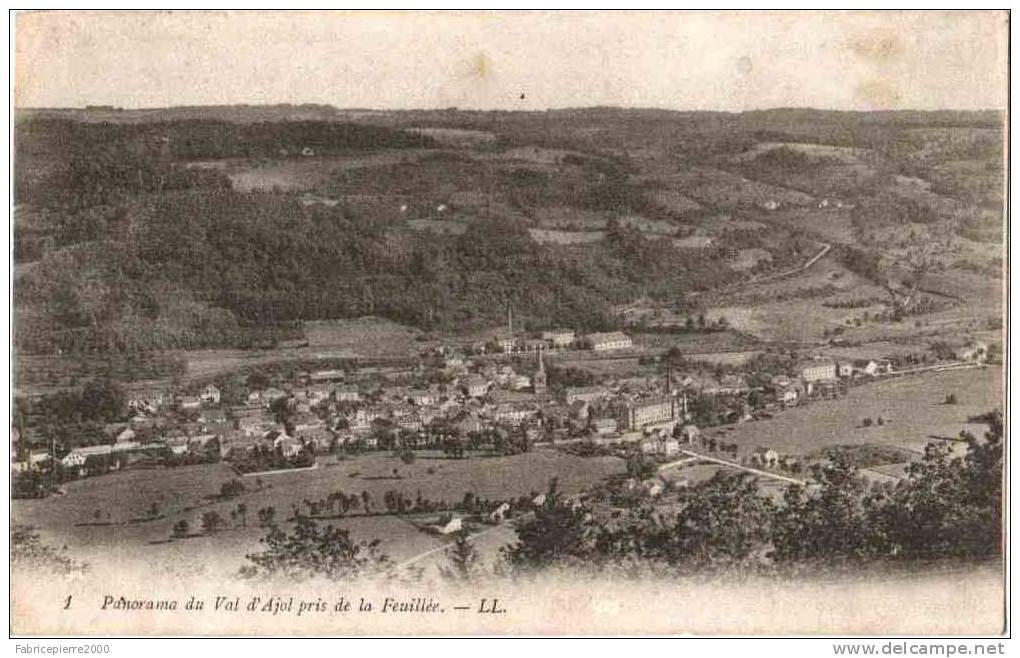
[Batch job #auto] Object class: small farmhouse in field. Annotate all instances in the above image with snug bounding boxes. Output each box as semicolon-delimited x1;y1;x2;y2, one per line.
752;446;780;468
431;515;462;535
956;341;989;363
61;445;113;469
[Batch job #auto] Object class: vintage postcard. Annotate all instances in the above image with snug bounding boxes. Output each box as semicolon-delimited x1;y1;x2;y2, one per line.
9;10;1008;637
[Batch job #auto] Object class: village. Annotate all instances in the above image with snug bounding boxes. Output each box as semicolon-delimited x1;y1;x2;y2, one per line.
13;307;995;520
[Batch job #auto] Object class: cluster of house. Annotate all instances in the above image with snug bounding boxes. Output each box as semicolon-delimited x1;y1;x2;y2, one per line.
15;331;993;480
771;357;896;405
104;351;702;465
772;341;988;406
482;316;635;355
14;421;223;478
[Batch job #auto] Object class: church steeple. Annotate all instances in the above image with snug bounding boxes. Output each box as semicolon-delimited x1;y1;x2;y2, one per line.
534;345;547;393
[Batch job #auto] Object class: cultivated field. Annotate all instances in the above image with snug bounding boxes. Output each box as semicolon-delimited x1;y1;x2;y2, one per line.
528;229;604;244
302;317;424;354
226;151;437;192
407;219;468;234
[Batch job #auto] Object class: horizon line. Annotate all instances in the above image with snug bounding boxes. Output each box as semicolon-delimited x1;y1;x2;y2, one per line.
13;103;1007;115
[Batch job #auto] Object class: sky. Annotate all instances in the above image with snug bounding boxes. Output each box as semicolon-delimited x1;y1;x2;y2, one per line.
13;10;1009;112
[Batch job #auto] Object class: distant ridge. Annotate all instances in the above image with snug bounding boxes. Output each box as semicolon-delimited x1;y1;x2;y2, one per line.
15;103;1003;128
16;103;345;124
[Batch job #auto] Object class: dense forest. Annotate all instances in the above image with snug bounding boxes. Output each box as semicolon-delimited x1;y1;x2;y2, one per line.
14;187;740;353
13;118;749;354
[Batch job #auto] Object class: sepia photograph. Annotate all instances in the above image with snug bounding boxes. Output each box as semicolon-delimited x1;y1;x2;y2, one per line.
7;9;1009;639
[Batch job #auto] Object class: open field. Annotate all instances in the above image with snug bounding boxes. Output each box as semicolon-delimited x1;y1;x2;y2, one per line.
226;151;437;192
528;228;604;244
631;331;760;353
663;166;816;210
12;449;626;575
650;189;702;215
304;316;425;353
15;317;428;396
701;365;1002;458
732;142;871;165
672;235;714;248
703;299;873;342
683;350;762;366
407;219;468;234
698;255;897;342
408;127;496;148
530;206;610;230
764;207;857;244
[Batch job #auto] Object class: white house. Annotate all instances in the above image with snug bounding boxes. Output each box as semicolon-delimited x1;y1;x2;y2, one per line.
854;360;880;377
493;334;516;354
583;331;633;351
310;369;345;382
335;387;360;403
492;405;538;426
61;445;112;469
644;479;664;497
779;387;799;406
435;516;462;535
679;424;700;444
564;386;609;405
956;341;989;363
752;446;779;468
12;451;51;472
489;502;511;523
509;375;532;391
273;433;302;458
463;376;490;398
801;361;837;383
200;385;221;405
408;389;437;407
166;434;198;456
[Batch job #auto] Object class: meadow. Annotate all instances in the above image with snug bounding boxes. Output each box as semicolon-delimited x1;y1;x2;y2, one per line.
702;365;1002;458
12;449;626;575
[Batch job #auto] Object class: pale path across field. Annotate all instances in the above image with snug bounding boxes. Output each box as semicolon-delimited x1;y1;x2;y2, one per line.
659;450;807;486
396;514;532;570
752;242;831;283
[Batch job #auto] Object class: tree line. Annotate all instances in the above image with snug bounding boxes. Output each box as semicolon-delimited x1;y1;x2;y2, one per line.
232;412;1001;583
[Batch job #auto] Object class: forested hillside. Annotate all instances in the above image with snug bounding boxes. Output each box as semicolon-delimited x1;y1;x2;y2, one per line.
13;108;1004;354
